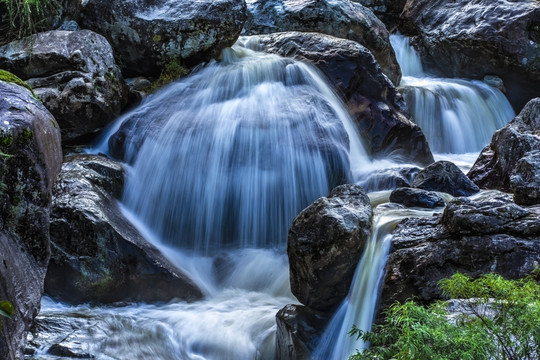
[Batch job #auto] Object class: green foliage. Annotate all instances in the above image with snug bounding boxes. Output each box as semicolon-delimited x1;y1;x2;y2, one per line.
149;58;188;92
350;272;540;360
0;69;35;96
0;300;14;331
0;0;58;44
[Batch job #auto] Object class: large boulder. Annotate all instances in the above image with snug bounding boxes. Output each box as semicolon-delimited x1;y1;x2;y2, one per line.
246;32;434;166
288;184;373;311
510;151;540;206
0;30;128;144
80;0;247;77
381;191;540;309
0;81;62;359
398;0;540;111
389;187;445;209
414;160;479;197
243;0;401;85
468;98;540;191
46;154;203;304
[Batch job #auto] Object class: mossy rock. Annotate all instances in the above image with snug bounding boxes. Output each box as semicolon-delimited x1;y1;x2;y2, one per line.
0;69;35;97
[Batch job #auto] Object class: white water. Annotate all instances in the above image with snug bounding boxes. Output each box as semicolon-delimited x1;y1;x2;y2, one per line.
390;34;515;154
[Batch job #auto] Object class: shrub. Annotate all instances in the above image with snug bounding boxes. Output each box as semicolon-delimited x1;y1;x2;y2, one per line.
350;272;540;360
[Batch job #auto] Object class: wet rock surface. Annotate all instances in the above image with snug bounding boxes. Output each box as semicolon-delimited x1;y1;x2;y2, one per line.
469;98;540;192
288;184;373;311
0;81;62;359
414;160;479;197
248;32;433;166
46;154;203;304
359;166;420;192
243;0;401;85
510;150;540;206
0;30;128;144
390;187;445;209
80;0;247;77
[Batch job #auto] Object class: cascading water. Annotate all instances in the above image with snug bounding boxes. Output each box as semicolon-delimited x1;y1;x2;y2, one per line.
390;34;515;154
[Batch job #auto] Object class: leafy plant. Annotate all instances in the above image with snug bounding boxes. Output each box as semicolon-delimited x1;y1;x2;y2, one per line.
149;57;188;92
350;272;540;360
0;300;14;331
0;0;58;44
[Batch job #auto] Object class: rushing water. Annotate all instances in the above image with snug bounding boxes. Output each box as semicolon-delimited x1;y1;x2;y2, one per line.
390;34;515;154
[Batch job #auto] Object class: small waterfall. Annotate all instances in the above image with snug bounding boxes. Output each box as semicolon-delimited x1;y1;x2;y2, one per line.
314;204;436;359
106;45;369;254
390;35;515;154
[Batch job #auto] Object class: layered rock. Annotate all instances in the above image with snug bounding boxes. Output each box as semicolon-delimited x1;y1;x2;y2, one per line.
80;0;247;77
288;184;373;311
0;81;62;359
468;98;540;192
414;160;479;197
398;0;540;111
247;32;433;166
0;30;128;144
46;154;203;304
382;191;540;309
243;0;401;85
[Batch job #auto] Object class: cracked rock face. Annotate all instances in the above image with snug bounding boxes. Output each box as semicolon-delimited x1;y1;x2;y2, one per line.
80;0;247;77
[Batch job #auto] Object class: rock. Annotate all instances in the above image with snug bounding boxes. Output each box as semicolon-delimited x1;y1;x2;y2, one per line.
288;184;373;311
413;160;479;197
381;192;540;309
352;0;407;30
275;304;331;360
359;166;420;192
246;32;434;166
390;187;445;209
510;151;540;206
243;0;402;85
0;30;128;144
398;0;540;111
80;0;247;77
0;81;62;359
46;154;203;304
468;98;540;191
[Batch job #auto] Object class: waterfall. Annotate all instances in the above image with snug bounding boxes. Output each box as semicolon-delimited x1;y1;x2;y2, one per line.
390;35;515;154
313;204;436;359
105;45;369;254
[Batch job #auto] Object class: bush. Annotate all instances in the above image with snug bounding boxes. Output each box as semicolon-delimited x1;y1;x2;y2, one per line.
350;272;540;360
0;0;58;45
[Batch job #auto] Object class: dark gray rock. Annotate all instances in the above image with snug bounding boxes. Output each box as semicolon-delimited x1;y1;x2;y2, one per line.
390;187;445;208
381;191;540;309
247;32;433;166
0;81;62;359
469;98;540;191
0;30;128;144
80;0;247;77
46;154;203;304
288;184;372;311
510;150;540;206
414;160;479;197
359;166;420;192
398;0;540;111
243;0;401;85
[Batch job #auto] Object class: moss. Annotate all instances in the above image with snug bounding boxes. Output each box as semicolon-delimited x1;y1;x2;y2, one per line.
0;134;13;147
0;69;36;97
148;57;188;93
18;129;32;145
153;34;162;42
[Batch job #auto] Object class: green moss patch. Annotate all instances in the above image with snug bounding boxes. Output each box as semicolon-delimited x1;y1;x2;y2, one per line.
0;69;36;97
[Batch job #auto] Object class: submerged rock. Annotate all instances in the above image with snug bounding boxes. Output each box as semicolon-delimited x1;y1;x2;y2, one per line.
243;0;401;85
0;81;62;359
80;0;247;77
398;0;540;111
247;32;434;166
413;160;479;197
359;166;420;192
468;98;540;191
389;187;445;209
46;154;203;304
0;30;128;144
382;191;540;308
288;184;373;311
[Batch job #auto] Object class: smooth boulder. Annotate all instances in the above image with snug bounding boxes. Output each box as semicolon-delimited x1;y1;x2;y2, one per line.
382;191;540;309
288;184;373;311
414;160;479;197
0;30;128;144
243;0;401;85
246;32;433;166
80;0;247;77
46;154;203;304
398;0;540;111
390;187;445;209
0;81;62;359
468;98;540;191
